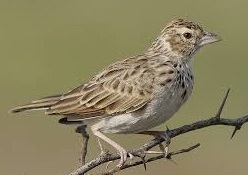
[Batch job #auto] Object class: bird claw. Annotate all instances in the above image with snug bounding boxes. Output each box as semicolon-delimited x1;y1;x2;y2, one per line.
116;148;128;167
105;151;133;169
116;150;135;168
144;144;169;157
128;152;134;160
144;131;171;157
159;143;169;157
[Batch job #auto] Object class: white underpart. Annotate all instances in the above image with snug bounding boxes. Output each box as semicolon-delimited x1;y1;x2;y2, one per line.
91;83;191;134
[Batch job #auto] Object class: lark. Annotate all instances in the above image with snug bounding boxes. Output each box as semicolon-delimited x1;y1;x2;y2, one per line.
11;19;221;167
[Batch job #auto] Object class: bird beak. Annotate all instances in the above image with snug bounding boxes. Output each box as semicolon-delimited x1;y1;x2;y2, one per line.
199;32;221;46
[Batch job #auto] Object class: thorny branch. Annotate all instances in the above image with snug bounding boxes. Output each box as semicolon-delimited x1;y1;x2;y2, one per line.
70;88;248;175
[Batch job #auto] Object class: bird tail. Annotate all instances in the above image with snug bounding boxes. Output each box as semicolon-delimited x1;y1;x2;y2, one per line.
11;94;62;113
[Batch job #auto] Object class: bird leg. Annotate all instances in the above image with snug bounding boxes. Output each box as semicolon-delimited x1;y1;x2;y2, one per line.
91;128;129;167
97;138;107;155
137;131;171;157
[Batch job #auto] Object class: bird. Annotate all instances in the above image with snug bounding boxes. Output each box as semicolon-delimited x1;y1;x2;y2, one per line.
11;19;221;167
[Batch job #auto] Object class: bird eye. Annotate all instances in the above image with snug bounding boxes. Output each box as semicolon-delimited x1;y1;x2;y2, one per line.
183;32;192;39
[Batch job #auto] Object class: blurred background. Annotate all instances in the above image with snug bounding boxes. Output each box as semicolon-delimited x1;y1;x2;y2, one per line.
1;0;248;174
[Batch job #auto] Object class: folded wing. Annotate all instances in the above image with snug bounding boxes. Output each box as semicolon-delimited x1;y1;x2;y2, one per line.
46;58;155;119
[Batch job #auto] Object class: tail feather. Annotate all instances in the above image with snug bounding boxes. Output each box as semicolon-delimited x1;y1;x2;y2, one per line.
11;94;62;113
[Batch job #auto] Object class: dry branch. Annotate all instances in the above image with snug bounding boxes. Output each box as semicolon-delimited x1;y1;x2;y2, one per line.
75;125;89;165
70;89;248;175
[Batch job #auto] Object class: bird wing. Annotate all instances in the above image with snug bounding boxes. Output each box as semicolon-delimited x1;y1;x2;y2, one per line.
46;56;155;118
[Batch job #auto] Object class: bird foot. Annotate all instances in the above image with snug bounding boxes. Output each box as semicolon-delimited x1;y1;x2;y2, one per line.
142;131;171;158
116;150;135;168
104;148;133;168
116;148;128;167
144;144;169;157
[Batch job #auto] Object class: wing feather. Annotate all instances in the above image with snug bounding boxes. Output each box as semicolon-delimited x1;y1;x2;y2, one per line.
46;56;155;119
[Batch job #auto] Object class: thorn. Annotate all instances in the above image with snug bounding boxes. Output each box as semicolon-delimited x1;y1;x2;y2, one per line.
143;161;147;171
165;125;172;137
141;155;147;171
215;88;230;119
231;125;241;139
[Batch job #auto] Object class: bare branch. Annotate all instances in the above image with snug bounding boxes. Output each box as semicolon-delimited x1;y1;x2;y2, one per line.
69;89;248;175
76;125;89;165
100;143;200;175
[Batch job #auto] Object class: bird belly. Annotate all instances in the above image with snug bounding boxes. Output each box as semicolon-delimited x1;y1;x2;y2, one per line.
92;87;190;134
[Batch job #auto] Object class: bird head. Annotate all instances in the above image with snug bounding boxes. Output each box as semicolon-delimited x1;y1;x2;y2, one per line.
149;19;221;62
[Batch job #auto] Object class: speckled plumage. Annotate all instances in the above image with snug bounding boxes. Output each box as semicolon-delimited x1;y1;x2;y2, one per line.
11;19;221;167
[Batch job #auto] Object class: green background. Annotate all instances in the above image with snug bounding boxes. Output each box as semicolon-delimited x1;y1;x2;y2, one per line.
1;0;248;174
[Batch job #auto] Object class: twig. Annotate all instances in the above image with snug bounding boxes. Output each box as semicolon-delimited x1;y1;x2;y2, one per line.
100;143;200;175
76;125;89;166
69;89;248;175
